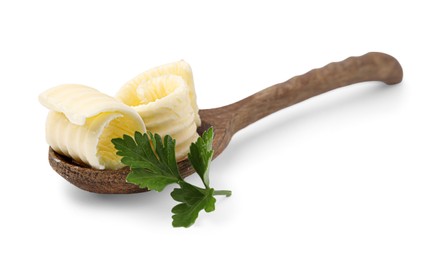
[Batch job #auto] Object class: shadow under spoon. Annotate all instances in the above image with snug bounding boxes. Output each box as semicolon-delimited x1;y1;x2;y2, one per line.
48;52;403;194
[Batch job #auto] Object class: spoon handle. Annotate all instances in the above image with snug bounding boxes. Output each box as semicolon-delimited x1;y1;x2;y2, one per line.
224;52;403;133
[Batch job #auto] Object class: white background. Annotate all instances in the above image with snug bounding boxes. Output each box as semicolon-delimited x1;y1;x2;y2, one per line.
0;1;443;259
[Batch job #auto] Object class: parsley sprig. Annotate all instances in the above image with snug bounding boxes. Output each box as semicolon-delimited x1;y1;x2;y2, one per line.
112;128;231;227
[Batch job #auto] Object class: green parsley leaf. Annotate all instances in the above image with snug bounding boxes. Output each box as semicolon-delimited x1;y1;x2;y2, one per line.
171;181;216;227
188;127;214;188
112;132;180;192
112;127;230;227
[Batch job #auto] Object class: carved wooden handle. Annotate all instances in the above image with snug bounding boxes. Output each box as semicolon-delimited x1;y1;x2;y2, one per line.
224;52;403;133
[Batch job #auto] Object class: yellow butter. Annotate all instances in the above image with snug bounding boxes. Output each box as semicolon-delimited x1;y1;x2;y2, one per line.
40;84;146;169
116;61;201;160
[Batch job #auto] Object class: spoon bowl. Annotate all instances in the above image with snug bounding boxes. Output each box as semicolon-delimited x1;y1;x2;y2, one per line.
49;121;213;194
48;52;403;194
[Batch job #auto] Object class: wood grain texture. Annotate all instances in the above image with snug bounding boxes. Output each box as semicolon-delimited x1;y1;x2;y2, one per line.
200;52;403;158
48;52;403;194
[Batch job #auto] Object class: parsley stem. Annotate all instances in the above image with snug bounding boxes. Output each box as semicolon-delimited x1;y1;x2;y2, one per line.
213;190;232;197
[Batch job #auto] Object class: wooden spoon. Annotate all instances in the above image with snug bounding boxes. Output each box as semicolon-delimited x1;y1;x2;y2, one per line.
48;52;403;194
